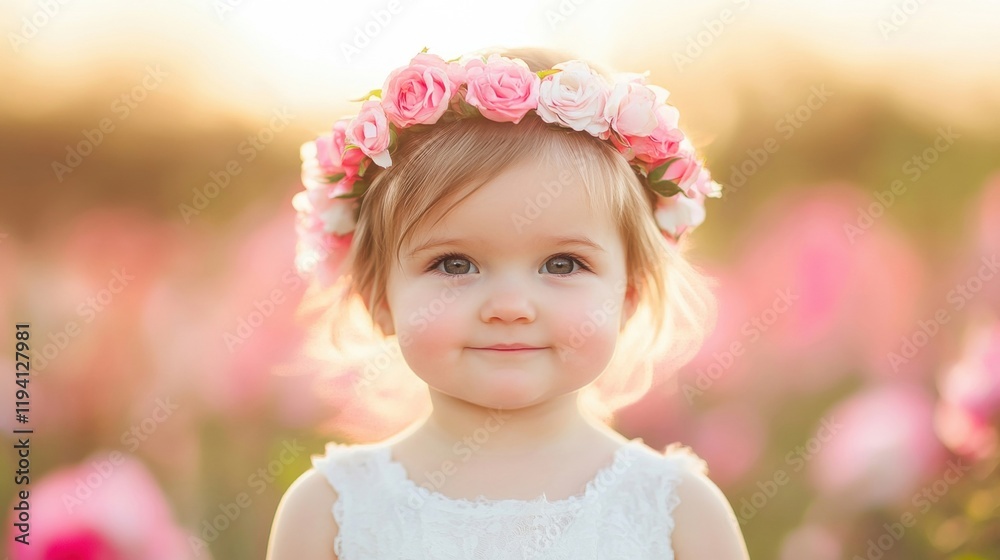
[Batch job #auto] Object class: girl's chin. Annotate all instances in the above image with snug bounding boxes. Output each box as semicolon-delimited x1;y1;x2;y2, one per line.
435;376;585;411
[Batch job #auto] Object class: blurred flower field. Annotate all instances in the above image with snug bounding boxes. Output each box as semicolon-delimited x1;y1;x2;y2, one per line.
2;1;1000;558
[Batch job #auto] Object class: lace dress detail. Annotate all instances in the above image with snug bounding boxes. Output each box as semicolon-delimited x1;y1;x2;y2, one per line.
311;437;707;560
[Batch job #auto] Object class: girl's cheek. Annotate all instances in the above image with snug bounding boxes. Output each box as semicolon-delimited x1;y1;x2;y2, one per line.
550;290;623;365
394;285;470;365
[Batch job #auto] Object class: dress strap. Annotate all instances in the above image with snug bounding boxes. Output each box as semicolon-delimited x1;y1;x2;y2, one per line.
310;442;392;560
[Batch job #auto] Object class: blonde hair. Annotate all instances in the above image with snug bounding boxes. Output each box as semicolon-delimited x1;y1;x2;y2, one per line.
298;46;717;434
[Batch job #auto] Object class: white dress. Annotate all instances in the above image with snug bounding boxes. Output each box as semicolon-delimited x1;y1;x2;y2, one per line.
310;437;708;559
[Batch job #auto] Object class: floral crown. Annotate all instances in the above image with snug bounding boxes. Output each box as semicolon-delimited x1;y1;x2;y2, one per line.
293;48;722;284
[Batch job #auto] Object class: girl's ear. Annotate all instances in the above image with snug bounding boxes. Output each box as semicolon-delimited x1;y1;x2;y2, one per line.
620;283;639;331
361;289;396;337
373;298;396;337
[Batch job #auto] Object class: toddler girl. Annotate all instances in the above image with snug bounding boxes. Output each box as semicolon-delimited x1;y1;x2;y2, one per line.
267;45;750;559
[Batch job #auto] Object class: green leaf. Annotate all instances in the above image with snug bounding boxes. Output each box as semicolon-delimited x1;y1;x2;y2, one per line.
357;158;371;178
419;46;429;54
349;88;382;102
646;157;681;184
334;180;368;199
327;172;346;183
537;69;562;79
453;96;479;118
646;178;682;198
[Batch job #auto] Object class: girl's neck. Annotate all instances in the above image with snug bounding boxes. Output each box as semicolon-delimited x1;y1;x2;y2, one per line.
404;390;611;459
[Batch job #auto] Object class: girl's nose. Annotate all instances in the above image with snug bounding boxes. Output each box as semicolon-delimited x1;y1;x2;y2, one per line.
479;285;536;324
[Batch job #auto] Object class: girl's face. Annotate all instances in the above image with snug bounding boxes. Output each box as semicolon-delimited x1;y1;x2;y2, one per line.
378;153;638;410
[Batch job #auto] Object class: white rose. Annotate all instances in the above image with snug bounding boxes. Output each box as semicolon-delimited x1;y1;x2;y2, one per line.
536;60;611;137
654;193;706;238
319;200;357;236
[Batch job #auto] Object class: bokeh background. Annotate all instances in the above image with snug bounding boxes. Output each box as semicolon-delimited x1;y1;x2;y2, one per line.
2;0;1000;558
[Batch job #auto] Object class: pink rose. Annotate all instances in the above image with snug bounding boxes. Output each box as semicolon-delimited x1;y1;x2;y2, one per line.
346;100;392;167
292;189;356;236
382;53;466;128
654;191;706;239
293;200;356;286
536;60;610;137
628;103;684;163
330;119;365;175
649;151;702;197
605;79;659;137
293;190;357;285
692;166;723;198
464;54;540;124
10;456;204;560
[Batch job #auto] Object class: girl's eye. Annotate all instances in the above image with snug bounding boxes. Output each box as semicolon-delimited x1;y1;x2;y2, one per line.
425;253;592;277
542;255;587;275
428;253;479;276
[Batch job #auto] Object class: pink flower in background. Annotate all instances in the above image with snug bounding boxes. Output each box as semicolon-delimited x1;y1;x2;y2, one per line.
6;455;207;560
938;320;1000;421
934;318;1000;460
933;400;997;461
725;187;926;392
382;53;466;127
691;404;767;486
779;524;842;560
141;205;319;421
24;208;182;438
808;383;944;509
464;54;540;124
973;173;1000;312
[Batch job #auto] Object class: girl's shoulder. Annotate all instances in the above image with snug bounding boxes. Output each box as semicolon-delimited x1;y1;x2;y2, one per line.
267;466;339;560
309;440;389;484
644;443;749;558
268;441;387;560
624;438;709;478
658;441;710;476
